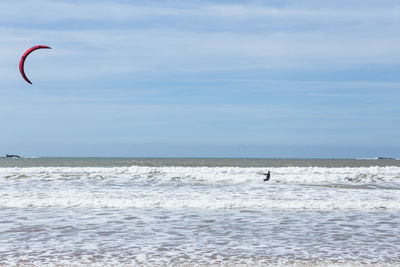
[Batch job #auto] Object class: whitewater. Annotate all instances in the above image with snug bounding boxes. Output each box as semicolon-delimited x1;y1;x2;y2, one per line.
0;158;400;266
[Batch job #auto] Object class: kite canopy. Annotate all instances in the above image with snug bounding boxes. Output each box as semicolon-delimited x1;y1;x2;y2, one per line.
19;45;51;84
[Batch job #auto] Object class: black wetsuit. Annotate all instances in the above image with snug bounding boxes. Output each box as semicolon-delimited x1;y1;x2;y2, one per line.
264;171;270;181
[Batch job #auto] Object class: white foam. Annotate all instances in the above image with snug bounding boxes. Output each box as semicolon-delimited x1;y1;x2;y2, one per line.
0;194;399;210
1;166;400;265
0;165;399;184
0;166;399;211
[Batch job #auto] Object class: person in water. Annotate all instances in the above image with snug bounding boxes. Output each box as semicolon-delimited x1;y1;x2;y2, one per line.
263;171;270;181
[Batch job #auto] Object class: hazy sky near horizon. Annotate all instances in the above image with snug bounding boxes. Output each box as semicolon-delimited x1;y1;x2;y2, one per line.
1;0;400;157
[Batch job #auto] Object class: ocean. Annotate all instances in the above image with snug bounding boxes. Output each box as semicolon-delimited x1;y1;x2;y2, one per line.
1;157;400;266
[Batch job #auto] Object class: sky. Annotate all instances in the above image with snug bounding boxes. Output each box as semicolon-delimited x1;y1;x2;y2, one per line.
1;0;400;158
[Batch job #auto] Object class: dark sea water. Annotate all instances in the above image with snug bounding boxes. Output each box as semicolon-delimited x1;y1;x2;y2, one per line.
1;157;399;167
1;157;400;266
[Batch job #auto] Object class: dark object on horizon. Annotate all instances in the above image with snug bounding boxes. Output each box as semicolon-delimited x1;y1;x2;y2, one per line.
377;157;395;160
263;171;271;182
6;154;20;158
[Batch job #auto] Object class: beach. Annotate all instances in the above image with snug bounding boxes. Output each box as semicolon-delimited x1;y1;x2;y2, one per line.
1;157;400;266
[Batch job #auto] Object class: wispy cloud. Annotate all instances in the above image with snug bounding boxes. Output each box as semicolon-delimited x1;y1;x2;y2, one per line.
2;27;400;83
2;1;400;23
1;0;400;81
1;0;400;156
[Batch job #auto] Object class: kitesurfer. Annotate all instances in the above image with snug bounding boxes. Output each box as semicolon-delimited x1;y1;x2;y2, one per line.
263;171;270;181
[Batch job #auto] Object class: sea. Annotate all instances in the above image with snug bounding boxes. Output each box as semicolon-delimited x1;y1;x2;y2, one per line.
1;157;400;266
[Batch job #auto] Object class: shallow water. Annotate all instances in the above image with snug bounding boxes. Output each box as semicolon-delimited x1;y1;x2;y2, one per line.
0;158;399;265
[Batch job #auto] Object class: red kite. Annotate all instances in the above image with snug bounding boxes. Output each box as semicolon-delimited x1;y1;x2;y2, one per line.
19;45;51;84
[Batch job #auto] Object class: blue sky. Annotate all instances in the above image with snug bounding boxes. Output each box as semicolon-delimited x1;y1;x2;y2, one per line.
1;0;400;157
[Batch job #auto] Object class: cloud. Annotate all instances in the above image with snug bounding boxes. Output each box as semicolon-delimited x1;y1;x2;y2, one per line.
1;0;400;156
2;0;400;24
2;26;399;83
2;0;400;83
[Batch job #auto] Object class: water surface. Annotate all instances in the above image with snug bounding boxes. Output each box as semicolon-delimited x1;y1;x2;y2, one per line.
0;158;399;265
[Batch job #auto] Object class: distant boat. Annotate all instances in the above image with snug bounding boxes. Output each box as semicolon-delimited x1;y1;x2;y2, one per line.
6;154;20;158
377;157;395;160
